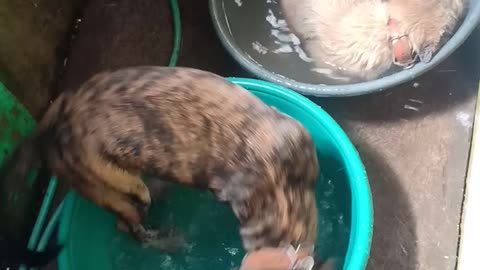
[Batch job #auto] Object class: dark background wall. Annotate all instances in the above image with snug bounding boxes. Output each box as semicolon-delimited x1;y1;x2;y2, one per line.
0;0;84;119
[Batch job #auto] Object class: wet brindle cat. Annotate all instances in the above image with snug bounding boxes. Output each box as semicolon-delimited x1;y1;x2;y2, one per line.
1;66;319;258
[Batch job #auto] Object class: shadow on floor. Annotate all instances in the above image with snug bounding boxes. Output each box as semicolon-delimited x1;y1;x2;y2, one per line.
356;140;418;270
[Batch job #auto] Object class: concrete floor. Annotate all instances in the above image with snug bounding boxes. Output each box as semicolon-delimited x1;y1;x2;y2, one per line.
54;0;480;269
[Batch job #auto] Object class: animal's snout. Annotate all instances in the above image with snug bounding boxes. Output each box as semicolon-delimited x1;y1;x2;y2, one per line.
391;35;416;67
388;18;417;69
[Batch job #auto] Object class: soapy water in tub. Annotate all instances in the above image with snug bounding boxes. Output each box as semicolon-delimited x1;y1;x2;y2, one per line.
221;0;402;85
110;172;350;270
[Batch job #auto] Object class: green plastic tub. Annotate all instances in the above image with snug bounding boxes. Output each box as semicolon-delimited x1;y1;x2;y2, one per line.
57;78;373;270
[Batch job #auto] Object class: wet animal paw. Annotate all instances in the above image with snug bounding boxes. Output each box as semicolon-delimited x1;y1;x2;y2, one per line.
141;229;186;253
